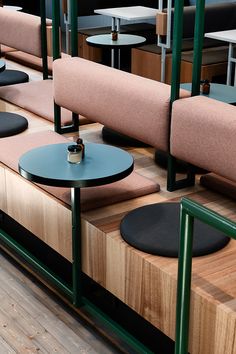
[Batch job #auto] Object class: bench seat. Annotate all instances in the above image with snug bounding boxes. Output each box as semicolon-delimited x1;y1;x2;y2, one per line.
0;80;90;126
171;95;236;181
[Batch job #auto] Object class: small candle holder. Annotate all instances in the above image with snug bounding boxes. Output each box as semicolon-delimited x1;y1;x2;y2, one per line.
200;79;210;95
111;30;118;41
67;138;85;164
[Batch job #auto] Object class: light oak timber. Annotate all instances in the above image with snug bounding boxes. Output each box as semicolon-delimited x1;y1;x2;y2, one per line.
131;47;227;84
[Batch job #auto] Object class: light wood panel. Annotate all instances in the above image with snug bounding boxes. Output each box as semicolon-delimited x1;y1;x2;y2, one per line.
131;47;228;84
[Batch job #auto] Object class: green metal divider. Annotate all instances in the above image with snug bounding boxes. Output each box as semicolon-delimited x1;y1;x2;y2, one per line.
167;0;196;192
191;0;205;96
52;0;79;134
40;0;49;79
175;198;236;354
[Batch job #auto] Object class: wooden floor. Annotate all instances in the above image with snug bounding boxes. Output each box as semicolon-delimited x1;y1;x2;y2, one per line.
1;59;236;354
0;251;121;354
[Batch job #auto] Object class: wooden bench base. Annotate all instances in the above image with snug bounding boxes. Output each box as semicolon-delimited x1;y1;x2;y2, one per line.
131;46;228;83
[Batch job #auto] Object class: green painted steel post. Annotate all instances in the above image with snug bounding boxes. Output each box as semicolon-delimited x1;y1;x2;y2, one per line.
70;0;78;57
175;205;194;354
71;187;83;307
52;0;61;132
170;0;185;103
52;0;61;61
40;0;48;79
191;0;205;96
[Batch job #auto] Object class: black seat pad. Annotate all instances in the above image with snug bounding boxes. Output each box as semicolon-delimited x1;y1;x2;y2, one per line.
0;112;28;137
120;202;230;257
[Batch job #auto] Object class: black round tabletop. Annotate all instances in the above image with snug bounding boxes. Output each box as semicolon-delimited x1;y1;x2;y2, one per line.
19;142;134;188
181;83;236;104
0;60;6;73
86;34;146;48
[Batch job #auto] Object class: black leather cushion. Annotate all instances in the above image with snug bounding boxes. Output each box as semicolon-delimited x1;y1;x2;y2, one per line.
120;202;230;257
0;112;28;137
0;70;29;86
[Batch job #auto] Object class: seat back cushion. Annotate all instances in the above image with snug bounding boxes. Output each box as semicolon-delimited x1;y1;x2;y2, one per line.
0;80;90;126
0;7;42;57
0;131;159;212
171;96;236;182
53;57;172;151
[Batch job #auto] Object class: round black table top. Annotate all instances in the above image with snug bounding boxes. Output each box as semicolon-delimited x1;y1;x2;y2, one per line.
19;142;134;188
181;83;236;104
86;34;146;48
0;60;6;73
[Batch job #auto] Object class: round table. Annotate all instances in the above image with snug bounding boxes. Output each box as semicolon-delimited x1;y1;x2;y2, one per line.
0;59;5;72
3;5;22;11
0;60;28;137
180;83;236;104
19;142;134;306
86;33;146;69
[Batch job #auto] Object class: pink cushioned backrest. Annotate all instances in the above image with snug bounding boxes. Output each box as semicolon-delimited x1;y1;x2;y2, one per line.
53;57;172;151
0;7;42;57
171;96;236;182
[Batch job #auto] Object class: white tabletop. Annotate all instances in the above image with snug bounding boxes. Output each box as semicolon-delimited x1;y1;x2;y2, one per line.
3;5;22;11
94;6;159;21
205;29;236;44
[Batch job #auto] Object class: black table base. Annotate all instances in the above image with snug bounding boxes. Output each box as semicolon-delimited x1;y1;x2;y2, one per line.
120;202;230;257
102;126;149;147
0;112;28;137
0;69;29;86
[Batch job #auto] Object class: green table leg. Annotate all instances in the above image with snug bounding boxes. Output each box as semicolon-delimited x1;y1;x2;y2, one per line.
71;187;82;307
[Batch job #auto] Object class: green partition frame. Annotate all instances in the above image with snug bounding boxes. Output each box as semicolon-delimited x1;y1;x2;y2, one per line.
40;0;49;79
52;0;79;134
175;198;236;354
167;0;205;192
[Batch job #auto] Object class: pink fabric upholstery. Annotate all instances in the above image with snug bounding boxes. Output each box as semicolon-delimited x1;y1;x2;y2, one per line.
53;58;173;151
171;96;236;182
0;80;90;126
0;7;42;57
0;131;159;211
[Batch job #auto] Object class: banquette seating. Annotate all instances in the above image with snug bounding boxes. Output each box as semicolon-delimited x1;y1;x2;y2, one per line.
0;6;89;130
0;6;48;85
1;55;236;352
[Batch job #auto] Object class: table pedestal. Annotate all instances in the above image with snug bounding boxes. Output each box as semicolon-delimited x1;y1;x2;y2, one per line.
71;187;82;306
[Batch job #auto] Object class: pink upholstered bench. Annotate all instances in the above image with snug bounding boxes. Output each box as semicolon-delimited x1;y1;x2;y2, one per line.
0;9;84;128
171;95;236;181
53;57;174;152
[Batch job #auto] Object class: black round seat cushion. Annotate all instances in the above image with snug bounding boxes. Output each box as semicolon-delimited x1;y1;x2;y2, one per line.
120;202;230;257
0;69;29;86
0;112;28;137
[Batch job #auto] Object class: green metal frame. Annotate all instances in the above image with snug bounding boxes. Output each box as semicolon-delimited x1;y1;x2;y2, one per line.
175;198;236;354
167;0;206;191
52;0;79;134
40;0;49;79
